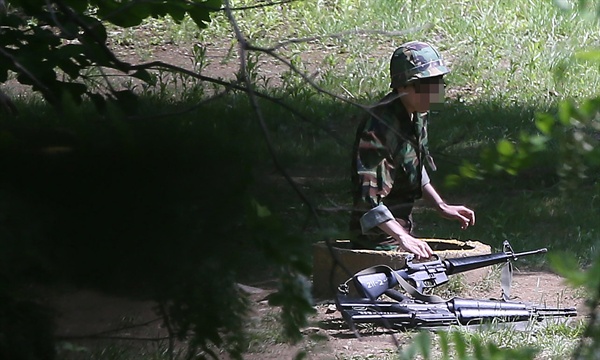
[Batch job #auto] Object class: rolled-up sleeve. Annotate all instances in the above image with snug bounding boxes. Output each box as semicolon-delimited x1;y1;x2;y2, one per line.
359;204;394;234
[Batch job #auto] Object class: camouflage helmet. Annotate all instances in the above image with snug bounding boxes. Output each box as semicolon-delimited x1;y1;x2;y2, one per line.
389;41;450;88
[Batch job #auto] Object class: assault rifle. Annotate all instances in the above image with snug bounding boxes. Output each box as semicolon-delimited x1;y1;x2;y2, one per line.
336;241;577;329
337;295;577;329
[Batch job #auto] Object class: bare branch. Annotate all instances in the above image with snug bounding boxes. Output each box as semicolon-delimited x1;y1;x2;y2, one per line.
96;0;298;24
124;60;349;145
265;24;433;52
223;0;321;223
244;42;423;153
158;302;176;360
246;43;369;111
217;0;298;12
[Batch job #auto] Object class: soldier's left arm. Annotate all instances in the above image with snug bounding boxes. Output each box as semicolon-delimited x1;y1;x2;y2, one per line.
422;182;475;230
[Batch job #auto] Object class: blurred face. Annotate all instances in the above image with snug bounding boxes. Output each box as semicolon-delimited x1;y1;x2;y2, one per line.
398;76;445;113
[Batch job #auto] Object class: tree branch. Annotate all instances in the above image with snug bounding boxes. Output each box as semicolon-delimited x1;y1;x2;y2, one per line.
223;0;321;224
126;60;349;145
264;25;433;52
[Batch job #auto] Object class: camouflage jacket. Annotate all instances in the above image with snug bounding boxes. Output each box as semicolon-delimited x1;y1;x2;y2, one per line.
350;92;435;237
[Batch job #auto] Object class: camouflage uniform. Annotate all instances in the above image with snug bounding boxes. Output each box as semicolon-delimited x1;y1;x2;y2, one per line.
350;41;449;250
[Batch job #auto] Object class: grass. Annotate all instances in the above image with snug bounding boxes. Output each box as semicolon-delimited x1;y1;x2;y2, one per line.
449;319;586;360
127;0;600;99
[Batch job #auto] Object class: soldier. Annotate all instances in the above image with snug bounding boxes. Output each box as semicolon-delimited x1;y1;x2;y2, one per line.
350;41;475;258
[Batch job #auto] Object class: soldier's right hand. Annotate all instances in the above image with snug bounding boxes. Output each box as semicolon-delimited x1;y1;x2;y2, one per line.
396;233;433;259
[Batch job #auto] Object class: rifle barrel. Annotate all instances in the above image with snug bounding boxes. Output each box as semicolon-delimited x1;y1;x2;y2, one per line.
444;247;547;275
513;248;548;258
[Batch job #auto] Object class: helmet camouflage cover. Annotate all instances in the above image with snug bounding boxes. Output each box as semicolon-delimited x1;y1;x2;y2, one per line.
389;41;450;88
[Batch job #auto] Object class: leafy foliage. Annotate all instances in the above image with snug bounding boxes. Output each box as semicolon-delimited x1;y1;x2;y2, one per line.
551;251;600;359
447;76;600;192
399;331;539;360
0;97;315;359
0;0;221;110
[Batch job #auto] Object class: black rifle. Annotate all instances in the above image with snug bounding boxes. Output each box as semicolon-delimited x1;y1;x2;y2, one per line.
351;241;547;300
336;241;578;329
337;295;578;329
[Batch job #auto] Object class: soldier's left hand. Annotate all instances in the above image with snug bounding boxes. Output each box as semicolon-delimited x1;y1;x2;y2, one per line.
437;203;475;230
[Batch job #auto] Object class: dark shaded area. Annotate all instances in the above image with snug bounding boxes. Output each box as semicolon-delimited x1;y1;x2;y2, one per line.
0;92;597;358
0;99;281;359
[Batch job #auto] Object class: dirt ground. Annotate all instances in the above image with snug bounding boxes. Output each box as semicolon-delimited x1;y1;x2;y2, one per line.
44;269;587;359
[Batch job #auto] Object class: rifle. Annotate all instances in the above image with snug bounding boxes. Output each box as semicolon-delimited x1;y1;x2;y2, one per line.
337;295;578;329
336;241;578;329
349;241;547;300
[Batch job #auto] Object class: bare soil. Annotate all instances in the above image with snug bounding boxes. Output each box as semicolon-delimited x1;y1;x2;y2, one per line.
44;269;586;359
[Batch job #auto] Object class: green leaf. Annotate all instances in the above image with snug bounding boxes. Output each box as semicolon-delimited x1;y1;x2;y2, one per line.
59;0;88;12
558;100;575;125
416;332;432;360
399;337;418;360
60;81;88;104
438;331;450;359
459;161;480;179
112;89;139;114
452;331;468;360
129;3;152;20
548;251;588;287
0;13;27;28
202;0;223;11
496;139;516;157
525;134;549;152
188;0;222;29
293;350;307;360
97;2;146;27
81;15;108;44
131;69;156;85
534;113;555;135
580;96;600;118
57;58;82;79
254;202;272;218
162;3;187;22
444;174;462;188
472;337;484;360
0;69;8;83
575;49;600;62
